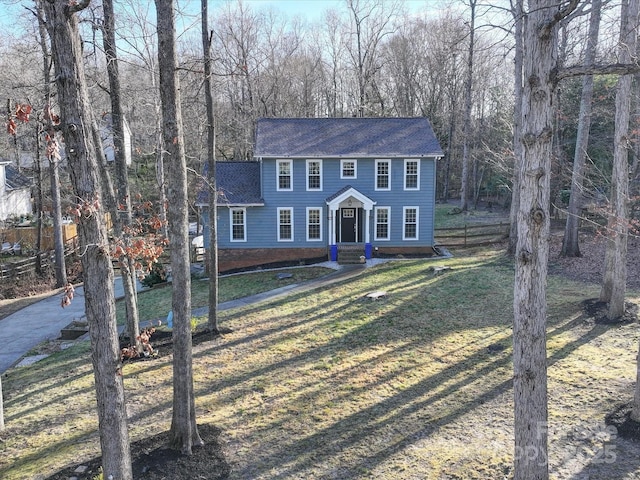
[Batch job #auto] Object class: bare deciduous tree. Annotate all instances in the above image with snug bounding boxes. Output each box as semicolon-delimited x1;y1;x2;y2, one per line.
600;0;638;320
102;0;141;350
155;0;203;454
202;0;219;334
561;0;602;257
42;0;132;477
513;0;578;478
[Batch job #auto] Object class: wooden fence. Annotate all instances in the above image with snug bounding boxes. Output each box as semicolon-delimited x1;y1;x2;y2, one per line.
1;224;78;252
0;244;78;281
435;222;510;247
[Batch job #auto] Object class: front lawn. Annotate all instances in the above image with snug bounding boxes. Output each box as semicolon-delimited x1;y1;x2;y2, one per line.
2;251;639;479
116;266;333;324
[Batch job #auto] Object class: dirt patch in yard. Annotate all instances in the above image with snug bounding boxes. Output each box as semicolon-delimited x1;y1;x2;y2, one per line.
45;423;230;480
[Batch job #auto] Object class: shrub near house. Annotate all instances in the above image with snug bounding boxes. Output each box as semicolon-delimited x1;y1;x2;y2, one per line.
198;118;443;272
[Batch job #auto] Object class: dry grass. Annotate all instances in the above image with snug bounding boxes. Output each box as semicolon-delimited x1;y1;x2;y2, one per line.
2;250;640;479
115;266;333;324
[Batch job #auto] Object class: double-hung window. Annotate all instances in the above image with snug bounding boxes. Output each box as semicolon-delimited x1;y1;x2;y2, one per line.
278;208;293;241
375;160;390;191
375;207;390;241
307;208;322;241
404;160;420;190
403;207;419;240
306;160;322;191
230;208;246;242
341;159;357;179
277;160;293;191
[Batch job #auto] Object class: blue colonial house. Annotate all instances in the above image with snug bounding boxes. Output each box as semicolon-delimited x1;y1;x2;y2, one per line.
199;117;443;272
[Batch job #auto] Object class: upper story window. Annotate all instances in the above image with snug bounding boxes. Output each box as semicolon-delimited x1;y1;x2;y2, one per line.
277;160;293;191
230;208;246;242
306;159;322;191
404;160;420;190
307;207;322;241
375;160;390;191
341;159;357;179
375;206;390;241
278;207;293;241
403;206;419;240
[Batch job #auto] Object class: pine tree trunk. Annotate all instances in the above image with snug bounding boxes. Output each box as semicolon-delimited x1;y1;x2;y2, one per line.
155;0;203;454
43;2;132;478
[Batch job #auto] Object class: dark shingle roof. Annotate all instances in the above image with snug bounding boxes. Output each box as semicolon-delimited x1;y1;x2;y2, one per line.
254;117;443;158
196;161;263;206
5;165;32;190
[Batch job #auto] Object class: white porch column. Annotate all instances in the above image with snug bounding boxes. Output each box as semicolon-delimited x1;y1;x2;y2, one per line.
330;207;337;245
364;206;371;244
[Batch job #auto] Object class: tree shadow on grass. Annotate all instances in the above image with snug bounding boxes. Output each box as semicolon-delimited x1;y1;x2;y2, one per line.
224;307;613;479
29;258;626;480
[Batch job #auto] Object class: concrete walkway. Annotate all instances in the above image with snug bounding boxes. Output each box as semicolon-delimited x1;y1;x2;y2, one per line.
0;277;149;373
0;263;369;374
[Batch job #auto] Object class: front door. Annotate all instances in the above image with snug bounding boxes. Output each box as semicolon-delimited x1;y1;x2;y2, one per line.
338;207;359;243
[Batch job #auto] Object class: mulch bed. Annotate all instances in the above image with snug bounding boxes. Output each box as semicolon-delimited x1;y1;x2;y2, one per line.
46;423;230;480
47;328;232;480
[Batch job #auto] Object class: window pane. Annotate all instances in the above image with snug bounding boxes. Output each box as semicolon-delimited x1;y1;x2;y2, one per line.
376;208;389;239
308;161;321;189
280;225;292;239
406;161;418;189
377;161;389;189
342;161;355;177
278;161;291;190
232;210;245;240
279;176;291;189
404;208;417;239
279;209;292;240
308;209;321;240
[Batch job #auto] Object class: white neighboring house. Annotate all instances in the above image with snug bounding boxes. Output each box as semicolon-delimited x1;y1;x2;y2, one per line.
0;160;32;221
101;113;132;166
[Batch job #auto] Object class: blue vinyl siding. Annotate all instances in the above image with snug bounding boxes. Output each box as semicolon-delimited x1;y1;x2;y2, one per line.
210;157;435;249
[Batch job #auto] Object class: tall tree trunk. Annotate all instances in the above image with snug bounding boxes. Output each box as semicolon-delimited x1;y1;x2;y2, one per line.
202;0;220;333
34;119;44;274
508;0;524;255
36;0;66;287
42;1;132;478
600;0;638;320
513;0;568;477
561;0;601;257
460;0;476;211
49;159;67;287
0;374;4;431
102;0;140;347
155;0;203;454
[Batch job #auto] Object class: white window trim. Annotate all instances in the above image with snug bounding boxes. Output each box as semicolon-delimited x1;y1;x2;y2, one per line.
277;159;293;192
277;207;294;242
404;159;420;191
230;207;247;242
375;159;391;191
374;206;390;241
306;207;323;242
306;159;323;191
402;206;419;241
340;159;357;179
